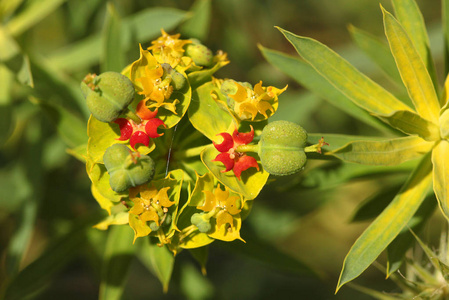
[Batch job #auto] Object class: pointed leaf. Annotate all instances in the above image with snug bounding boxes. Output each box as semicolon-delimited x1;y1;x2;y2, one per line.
277;27;413;117
259;46;393;134
382;7;440;122
331;136;434;166
138;237;174;293
101;2;124;73
336;154;433;292
379;110;440;141
432;140;449;220
99;225;135;300
391;0;438;89
348;25;403;85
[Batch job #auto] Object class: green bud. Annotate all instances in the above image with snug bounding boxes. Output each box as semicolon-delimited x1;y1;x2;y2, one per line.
258;121;308;176
81;72;135;123
103;144;155;192
163;214;172;227
185;43;213;67
170;71;186;90
149;221;160;232
191;213;212;233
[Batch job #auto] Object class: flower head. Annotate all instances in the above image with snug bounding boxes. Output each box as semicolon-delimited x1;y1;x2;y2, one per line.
148;29;192;68
114;100;166;149
212;126;259;180
229;81;287;121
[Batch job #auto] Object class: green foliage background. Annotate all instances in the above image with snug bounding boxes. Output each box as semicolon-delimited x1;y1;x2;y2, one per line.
0;0;444;299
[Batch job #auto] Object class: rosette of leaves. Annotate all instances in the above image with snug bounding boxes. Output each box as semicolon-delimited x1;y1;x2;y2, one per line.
261;0;449;293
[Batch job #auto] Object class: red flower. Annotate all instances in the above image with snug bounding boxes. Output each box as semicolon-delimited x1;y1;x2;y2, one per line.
114;100;166;149
212;126;259;180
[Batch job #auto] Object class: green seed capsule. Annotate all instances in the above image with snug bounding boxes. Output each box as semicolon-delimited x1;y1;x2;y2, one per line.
103;144;155;192
258;120;308;176
191;213;212;233
149;221;160;232
185;43;213;67
81;72;135;123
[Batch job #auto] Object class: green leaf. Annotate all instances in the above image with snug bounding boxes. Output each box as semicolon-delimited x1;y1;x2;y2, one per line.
188;81;234;141
277;27;413;117
1;214;101;300
38;101;87;148
391;0;438;90
138;237;174;293
180;0;211;41
5;0;66;37
378;110;440;141
259;46;393;134
336;153;433;292
189;246;209;275
382;7;440;122
444;0;449;78
99;225;135;300
348;25;403;85
101;2;124;73
48;8;188;72
201;145;269;200
432;140;449;220
386;194;436;276
330;136;434;166
180;262;214;300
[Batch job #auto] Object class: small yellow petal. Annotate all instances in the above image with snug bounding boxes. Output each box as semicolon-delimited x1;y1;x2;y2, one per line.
140;185;158;200
225;196;241;215
155;187;174;208
230;82;248;103
216;210;233;229
140;209;159;224
198;190;216;212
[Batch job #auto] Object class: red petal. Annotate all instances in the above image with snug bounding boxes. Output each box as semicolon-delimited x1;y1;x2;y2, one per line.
136;100;158;120
114;118;133;140
233;125;254;145
145;118;166;138
130;131;150;149
233;155;259;180
213;132;234;152
213;153;234;172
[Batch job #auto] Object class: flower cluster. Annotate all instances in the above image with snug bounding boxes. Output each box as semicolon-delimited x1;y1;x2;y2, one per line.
80;30;326;254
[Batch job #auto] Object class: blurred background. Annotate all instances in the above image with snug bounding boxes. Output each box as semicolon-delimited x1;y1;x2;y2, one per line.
0;0;444;299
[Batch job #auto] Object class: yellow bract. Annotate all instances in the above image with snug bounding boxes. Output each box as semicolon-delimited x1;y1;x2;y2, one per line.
230;81;287;121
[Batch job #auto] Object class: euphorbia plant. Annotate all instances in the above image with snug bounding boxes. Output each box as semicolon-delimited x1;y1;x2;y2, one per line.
80;30;327;276
261;0;449;295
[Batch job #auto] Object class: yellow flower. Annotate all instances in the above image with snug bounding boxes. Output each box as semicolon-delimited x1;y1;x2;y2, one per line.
148;29;192;67
230;81;287;121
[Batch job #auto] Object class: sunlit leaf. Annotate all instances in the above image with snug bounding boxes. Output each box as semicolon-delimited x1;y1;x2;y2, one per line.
99;225;135;300
432;140;449;220
336;154;433;291
138;237;174;293
382;7;440;122
330;136;433;166
277;27;413;117
259;46;393;134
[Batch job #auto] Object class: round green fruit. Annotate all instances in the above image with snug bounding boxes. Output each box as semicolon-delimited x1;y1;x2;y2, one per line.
185;43;213;67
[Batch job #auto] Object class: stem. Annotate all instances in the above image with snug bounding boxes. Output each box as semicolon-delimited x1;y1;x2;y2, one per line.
235;143;259;153
178;225;198;242
123;108;142;124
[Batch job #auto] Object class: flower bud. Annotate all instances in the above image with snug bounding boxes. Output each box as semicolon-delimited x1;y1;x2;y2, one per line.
149;221;160;232
185;43;213;67
191;213;212;233
81;72;135;123
258;121;308;176
103;144;155;192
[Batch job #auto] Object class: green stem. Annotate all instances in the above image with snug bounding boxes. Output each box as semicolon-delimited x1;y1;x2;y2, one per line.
123;108;142;124
235;143;259;153
179;225;198;242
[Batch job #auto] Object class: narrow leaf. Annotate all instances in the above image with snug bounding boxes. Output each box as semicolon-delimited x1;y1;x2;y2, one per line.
382;7;440;122
277;27;413;117
331;136;434;166
378;110;440;141
101;2;124;73
259;46;393;134
336;154;433;292
99;225;135;300
348;25;402;85
138;237;174;293
432;140;449;220
392;0;438;90
180;0;211;41
444;0;449;78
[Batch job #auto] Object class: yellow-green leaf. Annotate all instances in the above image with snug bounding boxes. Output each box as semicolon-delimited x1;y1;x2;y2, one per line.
336;153;433;292
94;211;129;230
379;110;440;141
382;7;440;122
277;27;413;117
432;140;449;220
330;136;434;166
